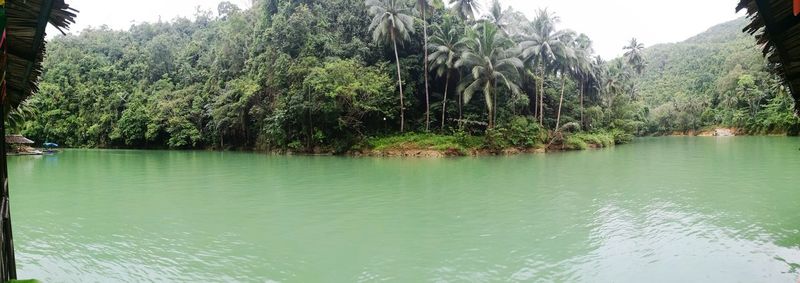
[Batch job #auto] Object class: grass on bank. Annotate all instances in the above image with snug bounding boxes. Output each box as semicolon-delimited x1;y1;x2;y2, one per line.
564;130;634;150
366;133;484;154
365;128;633;154
564;132;615;150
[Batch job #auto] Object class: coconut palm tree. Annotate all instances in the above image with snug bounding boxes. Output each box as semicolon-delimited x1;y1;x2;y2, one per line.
623;38;645;98
604;60;629;108
623;38;645;74
572;34;595;129
367;0;415;132
484;0;509;34
415;0;437;131
429;14;463;130
553;31;576;130
456;22;523;129
5;100;35;134
449;0;480;21
519;9;571;125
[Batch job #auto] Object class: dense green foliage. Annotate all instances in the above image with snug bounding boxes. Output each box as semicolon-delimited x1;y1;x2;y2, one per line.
13;2;795;152
637;17;799;135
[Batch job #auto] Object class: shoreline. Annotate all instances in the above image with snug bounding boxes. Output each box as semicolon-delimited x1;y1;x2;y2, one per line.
32;134;799;158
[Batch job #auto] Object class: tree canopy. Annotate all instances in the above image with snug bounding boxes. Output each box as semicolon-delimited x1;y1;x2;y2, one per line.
12;2;796;152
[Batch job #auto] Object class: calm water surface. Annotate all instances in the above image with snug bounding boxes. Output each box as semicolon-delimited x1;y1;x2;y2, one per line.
8;137;800;282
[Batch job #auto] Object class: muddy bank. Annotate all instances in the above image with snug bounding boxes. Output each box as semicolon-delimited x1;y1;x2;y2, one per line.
670;128;740;137
349;145;604;158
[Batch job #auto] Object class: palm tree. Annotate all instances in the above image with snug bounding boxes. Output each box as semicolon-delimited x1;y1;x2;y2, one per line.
367;0;415;132
519;9;571;126
604;60;629;108
573;34;595;129
623;38;645;98
415;0;435;131
429;14;463;130
553;31;576;130
484;0;509;34
456;22;523;129
449;0;480;21
5;100;35;134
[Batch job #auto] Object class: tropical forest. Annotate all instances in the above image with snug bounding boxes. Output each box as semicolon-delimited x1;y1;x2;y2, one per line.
10;0;796;154
5;0;800;281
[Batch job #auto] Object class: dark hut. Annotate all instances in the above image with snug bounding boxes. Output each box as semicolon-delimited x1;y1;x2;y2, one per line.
0;0;76;280
737;0;800;113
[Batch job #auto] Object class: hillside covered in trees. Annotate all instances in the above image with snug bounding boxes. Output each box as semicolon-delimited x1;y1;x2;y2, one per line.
637;17;799;135
7;1;798;152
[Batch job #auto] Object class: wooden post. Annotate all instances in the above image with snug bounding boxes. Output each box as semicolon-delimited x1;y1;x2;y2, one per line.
0;4;16;279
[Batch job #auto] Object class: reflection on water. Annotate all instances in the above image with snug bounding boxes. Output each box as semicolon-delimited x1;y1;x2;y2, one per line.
7;137;800;282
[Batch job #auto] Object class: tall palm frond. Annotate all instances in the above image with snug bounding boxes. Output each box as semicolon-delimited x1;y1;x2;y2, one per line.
455;22;523;128
5;100;36;134
430;14;465;129
518;8;571;125
623;38;646;75
367;0;415;132
367;0;415;45
449;0;480;21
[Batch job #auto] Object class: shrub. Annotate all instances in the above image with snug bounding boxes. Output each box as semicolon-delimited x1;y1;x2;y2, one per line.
485;116;546;150
611;129;634;144
564;136;588;150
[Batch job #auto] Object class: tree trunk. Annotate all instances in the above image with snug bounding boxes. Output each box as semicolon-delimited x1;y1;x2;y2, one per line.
556;75;566;131
531;71;538;120
492;85;498;129
580;77;585;130
441;71;450;130
458;85;463;125
391;29;405;132
539;67;545;126
487;90;494;129
423;8;430;132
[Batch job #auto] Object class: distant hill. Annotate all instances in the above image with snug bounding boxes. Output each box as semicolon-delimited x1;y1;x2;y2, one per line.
637;17;768;107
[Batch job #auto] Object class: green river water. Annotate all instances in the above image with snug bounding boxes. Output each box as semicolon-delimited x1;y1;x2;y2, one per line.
7;137;800;282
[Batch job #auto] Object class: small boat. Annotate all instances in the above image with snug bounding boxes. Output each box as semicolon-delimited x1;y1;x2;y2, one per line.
43;142;60;154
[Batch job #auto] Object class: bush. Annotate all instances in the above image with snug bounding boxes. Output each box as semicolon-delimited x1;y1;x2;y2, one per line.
485;116;546;150
611;129;634;144
564;136;588;150
574;132;614;147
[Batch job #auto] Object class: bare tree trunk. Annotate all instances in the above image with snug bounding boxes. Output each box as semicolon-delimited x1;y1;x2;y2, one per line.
580;78;585;130
423;8;430;132
441;71;450;130
391;29;405;132
531;71;538;120
556;75;566;130
539;67;545;126
458;86;463;125
487;91;494;129
492;86;498;129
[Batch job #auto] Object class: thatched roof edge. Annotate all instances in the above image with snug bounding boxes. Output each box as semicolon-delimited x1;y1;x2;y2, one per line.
737;0;800;114
4;135;32;144
4;0;77;112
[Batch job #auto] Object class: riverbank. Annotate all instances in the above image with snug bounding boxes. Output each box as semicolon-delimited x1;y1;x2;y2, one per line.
667;127;741;137
350;131;628;157
664;126;800;137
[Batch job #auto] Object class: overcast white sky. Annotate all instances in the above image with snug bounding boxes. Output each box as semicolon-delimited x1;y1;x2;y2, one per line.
53;0;743;59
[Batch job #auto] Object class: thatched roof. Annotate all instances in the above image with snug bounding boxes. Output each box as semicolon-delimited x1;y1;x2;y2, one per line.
3;0;77;112
737;0;800;113
4;135;32;144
